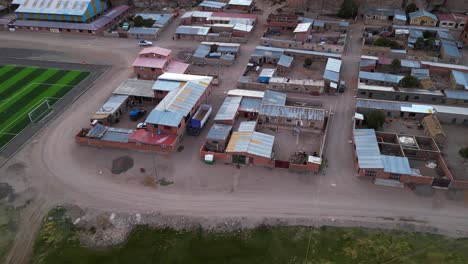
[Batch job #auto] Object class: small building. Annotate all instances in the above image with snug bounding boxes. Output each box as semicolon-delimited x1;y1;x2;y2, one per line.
198;1;227;11
293;22;311;42
362;9;407;25
214;96;242;125
268;77;324;95
421;115;446;144
225;131;275;165
174;26;210;40
113;79;155;106
258;104;325;130
191;42;240;65
91;94;129;125
238;121;257;132
266;13;299;32
258;68;276;83
226;0;253;13
409;10;438;27
276;54;293;73
444;90;468;106
323;58;342;93
437;14;458;29
134;13;174;30
450;70;468;90
359;71;403;86
132;46;189;81
128;27;159;40
262;90;287;105
238;97;262;118
204;124;233;152
440;42;462;64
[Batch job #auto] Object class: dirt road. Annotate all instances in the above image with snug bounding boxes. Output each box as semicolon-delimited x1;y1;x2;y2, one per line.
1;8;468;264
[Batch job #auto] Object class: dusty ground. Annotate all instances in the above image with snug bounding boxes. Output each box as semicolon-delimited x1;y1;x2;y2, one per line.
0;2;468;264
443;125;468;181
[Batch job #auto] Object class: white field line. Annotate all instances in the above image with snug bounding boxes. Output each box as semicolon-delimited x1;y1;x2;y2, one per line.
0;82;72;105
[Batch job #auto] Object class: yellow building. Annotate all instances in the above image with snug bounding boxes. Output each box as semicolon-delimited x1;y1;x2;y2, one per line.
409;10;438;26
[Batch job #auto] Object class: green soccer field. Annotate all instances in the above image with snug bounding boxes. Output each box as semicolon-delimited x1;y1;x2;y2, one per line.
0;65;89;150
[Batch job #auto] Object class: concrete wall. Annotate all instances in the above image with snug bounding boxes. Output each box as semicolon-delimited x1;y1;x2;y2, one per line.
191;56;234;66
357;89;445;105
268;80;324;95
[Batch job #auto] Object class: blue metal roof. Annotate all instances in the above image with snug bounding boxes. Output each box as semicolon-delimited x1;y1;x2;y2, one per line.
323;70;340;82
175;26;210;35
409;29;423;38
437;30;455;41
381;155;413;175
215;96;242;121
451;70;468;89
193;44;211;58
199;0;227;8
239;97;262;113
152;80;183;92
101;127;133;143
134;13;173;28
278;54;293;67
145;110;184;127
260;105;324;121
252;46;284;59
226;131;274;159
128;27;159;35
359;71;403;84
411;68;430;79
356;98;411;111
206;123;232;141
442;42;462;58
14;0;93;16
445;90;468;100
353;129;384;169
238;121;256;132
263;90;286;106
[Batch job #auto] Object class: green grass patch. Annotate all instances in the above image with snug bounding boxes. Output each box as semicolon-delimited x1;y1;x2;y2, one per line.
0;65;89;149
32;208;468;264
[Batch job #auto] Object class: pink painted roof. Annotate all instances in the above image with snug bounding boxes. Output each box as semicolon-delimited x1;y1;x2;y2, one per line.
211;12;256;19
437;13;456;22
453;14;468;21
128;129;178;146
166;61;190;74
132;57;167;68
378;57;392;65
139;46;172;57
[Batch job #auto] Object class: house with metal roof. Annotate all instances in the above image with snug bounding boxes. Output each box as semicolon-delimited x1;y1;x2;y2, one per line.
237;121;257;132
409;10;438;27
450;70;468;90
175;26;211;40
191;42;240;65
268;77;325;95
323;58;342;92
359;71;404;86
113;79;155;104
258;104;325;130
90;94;129;125
13;0;108;23
134;13;173;29
440;42;462;64
277;54;293;72
262;90;286;106
214;96;242;125
226;131;275;162
204;124;233;152
362;9;407;25
198;0;227;11
238;97;262;118
133;46;189;81
128;27;160;40
226;0;253;12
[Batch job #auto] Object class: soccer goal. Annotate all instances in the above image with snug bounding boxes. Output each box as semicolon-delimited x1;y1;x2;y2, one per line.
28;99;53;124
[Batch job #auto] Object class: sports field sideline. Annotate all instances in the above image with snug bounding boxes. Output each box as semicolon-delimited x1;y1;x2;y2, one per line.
0;65;89;149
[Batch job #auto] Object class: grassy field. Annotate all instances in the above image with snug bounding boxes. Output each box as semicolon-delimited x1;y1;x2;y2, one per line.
32;208;468;264
0;65;89;149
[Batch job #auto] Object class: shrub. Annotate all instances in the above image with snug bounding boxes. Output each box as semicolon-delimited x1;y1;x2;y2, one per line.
304;57;313;67
374;38;401;49
365;111;386;130
338;0;358;18
390;59;401;73
406;3;417;14
399;75;420;88
460;147;468;161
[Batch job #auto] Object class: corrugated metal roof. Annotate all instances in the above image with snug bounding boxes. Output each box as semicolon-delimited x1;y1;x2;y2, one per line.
215;96;242;121
325;58;342;72
452;70;468;89
437;30;455;41
165;81;208;117
227;89;264;98
401;60;421;68
409;29;423;38
285;48;342;59
398;88;443;96
445;90;468;100
421;61;468;71
128;27;159;35
409;10;437;20
228;0;252;6
360;60;376;67
96;95;128;115
86;123;107;138
442;42;461;58
400;105;434;114
207;123;232;140
252;46;284;59
294;22;311;33
239;97;262;113
260;105;324;121
433;105;468;116
226;131;274;159
193;44;211;58
199;0;227;8
113;79;155;98
158;72;213;83
323;70;340;82
14;0;92;16
145;109;184;127
278;54;293;67
101;127;133;143
381;155;413;175
358;83;395;92
411;68;430;79
238;121;256;132
232;23;253;32
259;68;276;78
356;98;411;111
175;26;210;35
262;90;286;106
353;129;384;169
359;71;403;84
152;80;184;92
313;20;324;27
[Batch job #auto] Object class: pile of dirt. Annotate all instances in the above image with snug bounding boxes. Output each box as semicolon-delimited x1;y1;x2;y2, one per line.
111;156;134;175
0;183;13;201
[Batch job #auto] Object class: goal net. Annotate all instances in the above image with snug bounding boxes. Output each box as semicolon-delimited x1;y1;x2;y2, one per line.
28;99;53;124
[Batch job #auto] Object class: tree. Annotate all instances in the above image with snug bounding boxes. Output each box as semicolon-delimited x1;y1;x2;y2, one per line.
424;37;435;47
373;38;402;49
406;3;417;14
304;57;313;67
460;147;468;162
365;111;386;130
415;37;425;49
399;75;420;88
338;0;358;19
143;18;155;27
390;59;401;73
423;31;433;38
133;15;144;27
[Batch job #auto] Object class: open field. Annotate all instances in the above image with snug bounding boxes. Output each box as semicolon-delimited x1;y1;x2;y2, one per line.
0;65;89;149
32;207;468;264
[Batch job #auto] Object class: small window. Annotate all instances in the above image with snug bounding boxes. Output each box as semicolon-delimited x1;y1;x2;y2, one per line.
413;96;419;100
360;91;366;95
286;118;292;122
164;126;172;130
409;113;416;117
390;173;401;180
365;170;376;177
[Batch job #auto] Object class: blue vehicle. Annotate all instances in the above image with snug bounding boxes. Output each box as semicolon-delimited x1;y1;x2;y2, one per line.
129;109;147;121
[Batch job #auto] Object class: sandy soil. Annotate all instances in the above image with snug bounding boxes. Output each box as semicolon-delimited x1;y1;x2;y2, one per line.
0;3;468;263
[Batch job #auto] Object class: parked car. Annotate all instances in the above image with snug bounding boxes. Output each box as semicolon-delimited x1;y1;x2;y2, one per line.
122;22;130;31
137;122;147;129
138;40;153;46
129;109;147;121
339;80;346;93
